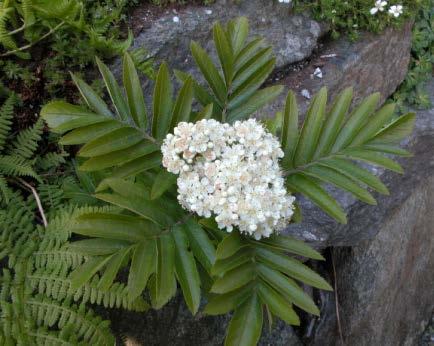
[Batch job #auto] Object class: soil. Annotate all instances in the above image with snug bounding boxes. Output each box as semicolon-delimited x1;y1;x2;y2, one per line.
129;1;210;35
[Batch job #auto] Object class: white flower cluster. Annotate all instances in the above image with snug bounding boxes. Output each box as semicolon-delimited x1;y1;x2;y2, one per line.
161;119;295;240
370;1;403;17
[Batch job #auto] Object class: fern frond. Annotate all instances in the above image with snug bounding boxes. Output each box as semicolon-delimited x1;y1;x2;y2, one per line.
0;7;19;52
32;0;81;21
29;266;149;311
36;151;68;170
8;118;44;159
27;295;115;345
0;174;11;203
0;154;38;179
0;94;14;149
21;0;36;27
38;182;65;212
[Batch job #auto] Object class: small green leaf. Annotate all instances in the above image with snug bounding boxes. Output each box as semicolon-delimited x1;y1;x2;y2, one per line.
152;62;173;139
227;85;283;122
211;262;254;294
128;240;156;299
72;213;161;242
281;90;299;167
258;235;324;260
303;165;377;205
70;73;113;118
256;247;333;291
59;121;123;145
173;225;201;314
170;77;194;128
319;158;389;195
184;219;216;273
80;141;159;171
69;256;112;290
351;103;395;146
213;22;234;84
293;87;327;166
150;170;177;200
41;101;106;134
342;149;403;173
123;52;148;129
362;143;412;157
257;282;300;325
78;127;143;157
228;17;249;56
257;264;320;316
212;247;251;276
370;112;416;144
204;284;252;315
154;233;176;308
216;232;243;260
314;87;353;158
286;174;347;224
225;294;263;346
191;41;227;103
68;239;131;255
96;56;131;121
99;246;132;291
331;92;380;152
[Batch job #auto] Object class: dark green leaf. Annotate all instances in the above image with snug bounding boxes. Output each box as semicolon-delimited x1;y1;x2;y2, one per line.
286;174;347;224
331;92;380;152
314;87;353;158
293;87;327;166
123;52;148;129
154;234;176;308
96;56;131;121
184;219;216;273
173;225;201;314
150;170;177;200
71;73;113;118
257;282;300;325
128;240;156;299
211;262;254;294
225;294;263;346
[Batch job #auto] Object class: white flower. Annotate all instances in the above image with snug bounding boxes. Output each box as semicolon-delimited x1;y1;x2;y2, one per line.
370;1;387;15
173;16;180;23
161;119;296;239
313;67;323;79
278;0;291;3
301;89;311;99
388;5;403;17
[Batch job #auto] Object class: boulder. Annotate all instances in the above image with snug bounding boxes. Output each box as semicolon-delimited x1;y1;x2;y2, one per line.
125;0;327;74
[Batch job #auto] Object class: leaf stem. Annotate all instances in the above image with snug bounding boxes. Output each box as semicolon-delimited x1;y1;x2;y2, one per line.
16;178;48;227
0;21;65;58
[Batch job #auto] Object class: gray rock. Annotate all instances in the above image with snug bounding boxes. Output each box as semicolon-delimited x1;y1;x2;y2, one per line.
113;0;327;83
307;176;434;345
305;80;434;345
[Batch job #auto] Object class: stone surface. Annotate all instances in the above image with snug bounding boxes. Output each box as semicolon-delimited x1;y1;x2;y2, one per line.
128;0;326;71
307;176;434;345
108;296;302;346
305;81;434;345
